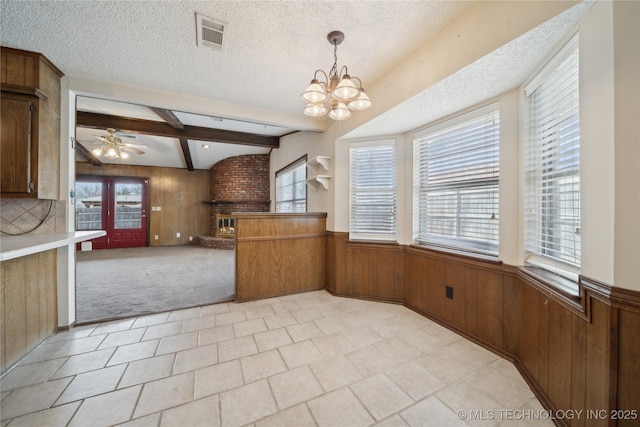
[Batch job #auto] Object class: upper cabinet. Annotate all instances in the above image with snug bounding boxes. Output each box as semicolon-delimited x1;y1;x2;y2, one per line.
1;47;64;199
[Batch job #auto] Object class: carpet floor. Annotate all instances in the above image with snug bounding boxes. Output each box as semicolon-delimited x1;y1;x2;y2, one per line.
76;246;235;324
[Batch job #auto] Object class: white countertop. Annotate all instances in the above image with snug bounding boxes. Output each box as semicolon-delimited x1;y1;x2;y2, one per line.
0;230;106;261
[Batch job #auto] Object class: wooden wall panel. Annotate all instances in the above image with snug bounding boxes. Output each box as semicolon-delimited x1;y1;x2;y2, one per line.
617;310;640;425
77;163;209;246
345;243;404;302
520;283;542;385
476;269;504;349
235;213;326;302
547;299;572;413
1;250;57;373
503;275;519;355
444;262;466;330
426;258;446;320
570;313;587;427
584;300;611;422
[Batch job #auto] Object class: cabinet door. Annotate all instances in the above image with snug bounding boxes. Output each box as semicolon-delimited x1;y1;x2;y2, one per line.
1;93;37;195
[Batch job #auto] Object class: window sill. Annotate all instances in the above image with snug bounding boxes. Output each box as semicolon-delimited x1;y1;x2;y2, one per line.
518;266;583;312
408;243;502;265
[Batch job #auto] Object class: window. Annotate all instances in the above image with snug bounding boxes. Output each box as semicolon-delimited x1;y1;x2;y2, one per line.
350;140;397;241
275;156;306;213
414;104;500;255
524;34;580;281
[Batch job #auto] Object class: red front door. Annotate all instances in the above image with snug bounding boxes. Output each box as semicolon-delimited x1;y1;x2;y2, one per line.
76;176;148;249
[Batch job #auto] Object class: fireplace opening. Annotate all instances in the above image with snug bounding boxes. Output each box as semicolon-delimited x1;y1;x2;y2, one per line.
217;214;235;238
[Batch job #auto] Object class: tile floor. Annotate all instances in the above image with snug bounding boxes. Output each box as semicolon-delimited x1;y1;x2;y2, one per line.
0;291;552;427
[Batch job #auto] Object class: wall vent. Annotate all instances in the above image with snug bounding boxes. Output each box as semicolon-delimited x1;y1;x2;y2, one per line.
196;13;227;51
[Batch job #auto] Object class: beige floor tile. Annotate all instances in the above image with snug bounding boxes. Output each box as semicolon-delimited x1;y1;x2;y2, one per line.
119;354;175;388
233;318;268;337
45;325;96;343
291;307;324;323
50;347;116;379
49;335;106;358
215;311;247;326
160;394;220;427
167;307;201;323
445;339;500;369
386;361;447;400
286;321;323;342
269;366;323;410
374;414;411;427
69;385;142;427
435;380;502;427
488;358;527;383
181;315;218;333
0;358;66;390
16;341;61;365
195;360;244;399
142;321;183;341
56;364;127;404
133;372;195;418
270;300;301;314
255;403;316;427
263;312;297;330
91;319;136;336
241;349;287;383
351;373;413;421
374;337;422;364
244;305;276;320
313;316;345;335
307;387;374;427
414;348;474;384
220;379;277;427
0;378;71;420
253;328;293;352
173;343;219;374
5;401;80;427
400;395;468;427
228;301;257;312
343;326;384;348
98;328;146;349
107;340;160;366
310;355;364;392
131;312;170;329
156;331;199;355
118;412;161;427
462;367;535;409
218;336;258;362
347;345;396;377
254;296;281;306
200;302;230;316
199;324;235;346
312;333;356;358
279;340;324;369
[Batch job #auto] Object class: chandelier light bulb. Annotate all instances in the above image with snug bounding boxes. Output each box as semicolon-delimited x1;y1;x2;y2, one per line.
348;89;373;111
301;80;327;104
333;76;359;102
328;102;352;121
304;103;328;117
106;147;118;158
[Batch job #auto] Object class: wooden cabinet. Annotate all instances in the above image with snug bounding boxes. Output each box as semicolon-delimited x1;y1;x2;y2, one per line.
1;47;63;199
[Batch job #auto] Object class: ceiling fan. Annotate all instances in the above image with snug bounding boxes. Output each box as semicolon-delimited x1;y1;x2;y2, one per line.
84;128;146;159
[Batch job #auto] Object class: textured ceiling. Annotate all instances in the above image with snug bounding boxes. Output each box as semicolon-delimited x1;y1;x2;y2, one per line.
0;1;591;170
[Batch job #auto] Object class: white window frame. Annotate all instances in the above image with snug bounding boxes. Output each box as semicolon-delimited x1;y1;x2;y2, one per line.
349;139;397;241
413;103;500;256
275;155;307;213
524;33;581;286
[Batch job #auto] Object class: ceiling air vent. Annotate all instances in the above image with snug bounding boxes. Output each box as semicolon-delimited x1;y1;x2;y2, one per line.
196;13;228;51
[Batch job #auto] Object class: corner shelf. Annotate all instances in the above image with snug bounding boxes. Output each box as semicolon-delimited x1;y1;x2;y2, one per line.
306;175;331;191
306;156;331;190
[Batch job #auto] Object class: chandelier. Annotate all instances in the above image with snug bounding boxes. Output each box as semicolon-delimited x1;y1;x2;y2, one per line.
301;31;372;121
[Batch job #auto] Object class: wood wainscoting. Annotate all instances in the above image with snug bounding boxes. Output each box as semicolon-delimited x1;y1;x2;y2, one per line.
234;213;327;302
1;250;57;373
327;231;640;427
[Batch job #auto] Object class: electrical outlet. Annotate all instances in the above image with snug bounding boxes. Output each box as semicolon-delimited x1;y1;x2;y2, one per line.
176;232;181;238
154;235;159;240
156;206;161;211
446;286;454;299
189;236;193;241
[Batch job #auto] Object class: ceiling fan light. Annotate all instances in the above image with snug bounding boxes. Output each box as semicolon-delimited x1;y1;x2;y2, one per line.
120;151;130;159
333;76;359;101
348;89;372;111
106;147;118;158
91;147;103;155
328;102;352;120
301;80;327;104
304;103;328;117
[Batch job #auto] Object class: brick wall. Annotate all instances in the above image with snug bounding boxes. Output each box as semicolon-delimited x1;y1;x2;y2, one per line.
208;154;270;236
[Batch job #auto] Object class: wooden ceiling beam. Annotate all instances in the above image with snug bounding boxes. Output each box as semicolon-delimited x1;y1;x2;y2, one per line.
75;141;103;167
76;112;280;148
149;107;184;129
179;137;194;171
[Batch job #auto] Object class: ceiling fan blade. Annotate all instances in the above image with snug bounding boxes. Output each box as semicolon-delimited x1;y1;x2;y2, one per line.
117;133;138;140
123;142;149;148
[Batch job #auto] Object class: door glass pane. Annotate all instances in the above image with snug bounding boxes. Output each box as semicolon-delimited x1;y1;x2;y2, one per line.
115;183;142;229
75;181;103;230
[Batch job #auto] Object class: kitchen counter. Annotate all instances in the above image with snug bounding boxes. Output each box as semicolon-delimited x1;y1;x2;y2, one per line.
0;230;106;261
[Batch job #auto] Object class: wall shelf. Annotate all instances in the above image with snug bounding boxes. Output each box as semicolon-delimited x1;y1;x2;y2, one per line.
306;156;331;172
306;175;331;191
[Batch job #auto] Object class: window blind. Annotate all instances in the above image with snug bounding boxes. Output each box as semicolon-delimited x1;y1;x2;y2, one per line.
349;140;397;241
525;35;580;272
413;104;500;255
276;158;306;213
